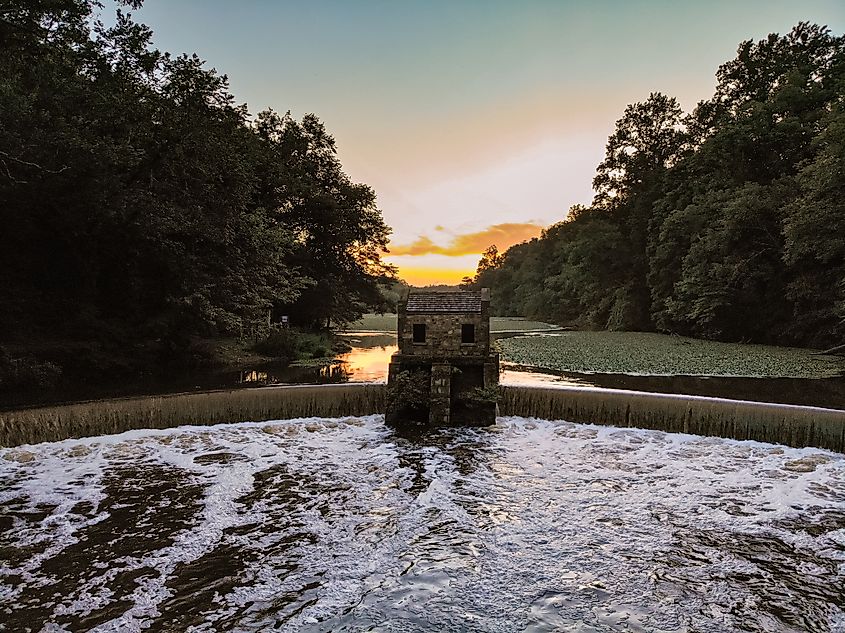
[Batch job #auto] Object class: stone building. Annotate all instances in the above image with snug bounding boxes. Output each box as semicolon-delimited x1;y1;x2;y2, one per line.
386;288;499;425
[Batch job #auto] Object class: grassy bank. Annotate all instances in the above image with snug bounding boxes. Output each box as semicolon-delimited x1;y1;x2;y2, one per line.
498;331;844;379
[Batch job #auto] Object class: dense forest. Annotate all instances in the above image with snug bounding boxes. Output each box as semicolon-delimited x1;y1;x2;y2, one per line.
468;23;845;350
0;1;394;379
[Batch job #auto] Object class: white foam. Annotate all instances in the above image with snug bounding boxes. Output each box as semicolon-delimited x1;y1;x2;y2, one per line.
1;416;844;631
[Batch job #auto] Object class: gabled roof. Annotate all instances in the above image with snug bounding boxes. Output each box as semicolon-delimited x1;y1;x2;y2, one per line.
406;291;482;313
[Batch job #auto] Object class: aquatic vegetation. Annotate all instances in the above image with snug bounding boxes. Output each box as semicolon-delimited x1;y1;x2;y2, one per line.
499;331;844;378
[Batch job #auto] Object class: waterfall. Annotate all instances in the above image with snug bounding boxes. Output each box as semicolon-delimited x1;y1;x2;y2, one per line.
0;384;386;447
500;386;845;453
2;384;843;453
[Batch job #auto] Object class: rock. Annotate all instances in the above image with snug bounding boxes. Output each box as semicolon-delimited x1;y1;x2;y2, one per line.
783;454;831;473
66;445;91;457
3;449;36;463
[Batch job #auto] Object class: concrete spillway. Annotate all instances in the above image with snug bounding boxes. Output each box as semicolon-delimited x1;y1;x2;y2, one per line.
499;385;845;454
0;384;386;447
1;384;844;453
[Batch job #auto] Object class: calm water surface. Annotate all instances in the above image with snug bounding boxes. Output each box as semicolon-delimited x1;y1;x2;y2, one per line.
2;416;845;632
3;332;841;411
334;334;845;410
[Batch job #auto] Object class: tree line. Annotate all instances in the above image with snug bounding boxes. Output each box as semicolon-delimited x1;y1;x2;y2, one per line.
468;23;845;349
0;1;394;370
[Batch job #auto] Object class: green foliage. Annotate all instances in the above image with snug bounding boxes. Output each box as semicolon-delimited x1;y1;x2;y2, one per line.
0;348;63;391
462;385;502;405
0;0;394;369
253;329;333;361
373;280;409;314
474;23;845;348
385;370;431;412
782;104;845;344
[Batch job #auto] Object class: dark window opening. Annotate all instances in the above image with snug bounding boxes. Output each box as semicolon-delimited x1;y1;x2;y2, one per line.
461;323;475;344
413;323;426;343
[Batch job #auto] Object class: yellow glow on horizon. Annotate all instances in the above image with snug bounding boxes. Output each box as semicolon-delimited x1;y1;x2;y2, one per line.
386;252;479;286
396;266;475;287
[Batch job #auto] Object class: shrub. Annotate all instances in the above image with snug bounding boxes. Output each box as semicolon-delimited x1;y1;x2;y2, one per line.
463;385;502;405
386;370;431;412
0;348;63;391
253;330;299;359
253;329;335;361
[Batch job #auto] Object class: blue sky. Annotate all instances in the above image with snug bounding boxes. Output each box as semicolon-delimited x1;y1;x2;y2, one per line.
133;0;845;284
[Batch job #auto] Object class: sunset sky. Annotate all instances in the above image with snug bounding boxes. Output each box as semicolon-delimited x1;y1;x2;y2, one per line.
134;0;844;285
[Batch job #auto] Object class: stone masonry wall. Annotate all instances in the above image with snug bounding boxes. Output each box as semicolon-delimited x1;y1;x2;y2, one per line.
398;312;490;357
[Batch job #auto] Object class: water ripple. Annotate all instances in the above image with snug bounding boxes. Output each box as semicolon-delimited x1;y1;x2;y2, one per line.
1;416;844;632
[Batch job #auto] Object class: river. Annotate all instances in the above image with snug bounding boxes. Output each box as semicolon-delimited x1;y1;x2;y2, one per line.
329;333;845;410
3;332;842;412
2;415;844;631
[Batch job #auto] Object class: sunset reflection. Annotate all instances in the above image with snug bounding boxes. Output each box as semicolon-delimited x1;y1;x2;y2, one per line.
335;340;397;382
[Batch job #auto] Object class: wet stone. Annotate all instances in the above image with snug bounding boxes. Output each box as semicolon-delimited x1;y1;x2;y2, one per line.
783;454;832;472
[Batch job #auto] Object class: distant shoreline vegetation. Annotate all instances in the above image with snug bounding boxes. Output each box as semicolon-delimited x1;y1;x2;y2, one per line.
0;1;396;384
2;6;843;401
465;22;845;351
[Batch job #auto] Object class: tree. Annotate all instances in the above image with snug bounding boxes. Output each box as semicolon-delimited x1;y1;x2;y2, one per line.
782;104;845;346
0;0;394;374
253;110;395;328
476;245;502;277
592;92;688;329
461;23;845;348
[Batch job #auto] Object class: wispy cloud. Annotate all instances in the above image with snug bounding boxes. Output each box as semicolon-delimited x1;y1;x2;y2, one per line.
389;222;544;257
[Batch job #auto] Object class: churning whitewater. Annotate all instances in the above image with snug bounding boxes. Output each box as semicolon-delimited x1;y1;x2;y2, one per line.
1;416;845;632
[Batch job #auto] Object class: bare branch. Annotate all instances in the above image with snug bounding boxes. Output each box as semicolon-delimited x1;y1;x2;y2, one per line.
0;150;69;175
0;159;27;184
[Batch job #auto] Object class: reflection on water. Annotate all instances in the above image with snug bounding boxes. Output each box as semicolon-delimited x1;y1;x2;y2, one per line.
332;335;397;383
501;364;845;410
235;334;397;386
228;333;845;410
4;332;840;411
241;369;268;383
329;334;845;410
2;417;844;631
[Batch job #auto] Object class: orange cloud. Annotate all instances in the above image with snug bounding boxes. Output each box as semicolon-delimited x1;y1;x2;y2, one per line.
389;222;544;257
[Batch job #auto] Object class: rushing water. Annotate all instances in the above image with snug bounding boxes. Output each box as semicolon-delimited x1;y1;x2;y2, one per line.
2;416;845;632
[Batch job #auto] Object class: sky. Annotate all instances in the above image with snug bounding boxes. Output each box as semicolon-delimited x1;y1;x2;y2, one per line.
133;0;844;286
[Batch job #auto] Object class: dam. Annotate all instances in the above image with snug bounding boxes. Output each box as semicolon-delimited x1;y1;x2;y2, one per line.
1;333;844;631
